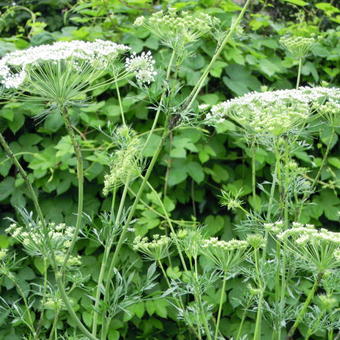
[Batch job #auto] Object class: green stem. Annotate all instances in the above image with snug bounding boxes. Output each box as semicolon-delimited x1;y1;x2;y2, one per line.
92;179;130;336
55;275;98;340
184;0;251;109
194;257;212;340
214;274;227;340
11;277;37;338
144;178;187;271
296;58;302;89
0;132;45;225
59;107;84;269
116;80;125;125
253;249;263;340
297;128;335;221
288;272;323;338
251;142;257;203
0;131;92;340
236;299;252;340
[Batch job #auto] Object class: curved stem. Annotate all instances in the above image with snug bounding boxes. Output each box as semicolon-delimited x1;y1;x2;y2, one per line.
59;107;84;269
184;0;251;110
0;132;45;225
288;272;323;338
214;274;227;340
55;275;98;340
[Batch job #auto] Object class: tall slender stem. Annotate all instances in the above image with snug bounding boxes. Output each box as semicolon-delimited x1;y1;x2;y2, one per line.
297;128;335;221
288;272;323;338
59;107;84;268
296;58;302;89
0;132;45;225
214;274;227;340
253;248;263;340
184;0;251;109
92;179;130;336
116;80;125;125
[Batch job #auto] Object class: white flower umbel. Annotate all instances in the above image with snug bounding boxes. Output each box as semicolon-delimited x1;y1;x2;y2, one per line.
125;51;157;85
201;238;249;273
0;40;130;89
206;87;340;140
134;8;219;49
277;223;340;272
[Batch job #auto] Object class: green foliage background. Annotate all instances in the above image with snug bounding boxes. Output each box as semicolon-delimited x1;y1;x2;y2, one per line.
0;0;339;339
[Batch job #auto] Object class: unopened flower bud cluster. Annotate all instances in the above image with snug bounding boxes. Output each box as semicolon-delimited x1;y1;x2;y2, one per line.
0;40;130;89
280;35;315;58
133;234;171;261
103;127;143;195
263;221;285;234
5;221;77;262
134;9;219;48
201;238;248;251
277;222;340;247
205;87;340;138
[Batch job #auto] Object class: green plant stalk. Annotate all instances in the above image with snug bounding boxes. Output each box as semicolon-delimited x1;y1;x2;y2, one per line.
214;274;227;340
236;297;252;340
288;272;323;338
142;49;176;154
253;248;263;340
55;274;98;340
283;139;290;229
115;80;125;125
0;132;45;225
144;179;187;271
59;106;84;269
251;143;257;203
296;58;302;89
266;140;281;220
0;131;93;340
11;277;37;338
194;256;212;340
36;259;49;335
92;178;130;336
297;128;335;221
305;309;324;340
48;309;60;340
185;0;251;109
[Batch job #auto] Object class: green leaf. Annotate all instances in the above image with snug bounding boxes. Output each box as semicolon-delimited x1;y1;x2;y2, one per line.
282;0;308;6
204;215;225;236
187;161;204;183
142;133;162;157
154;299;168;318
130;302;145;318
0;177;15;201
168;160;188;186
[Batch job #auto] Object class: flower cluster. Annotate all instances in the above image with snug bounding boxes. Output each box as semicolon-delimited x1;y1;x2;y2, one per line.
0;40;130;89
125;51;157;85
263;220;285;234
103;126;143;196
5;221;80;267
278;223;340;246
205;87;340;139
134;9;219;49
277;223;340;272
133;234;171;261
280;35;315;58
202;238;248;251
201;237;249;273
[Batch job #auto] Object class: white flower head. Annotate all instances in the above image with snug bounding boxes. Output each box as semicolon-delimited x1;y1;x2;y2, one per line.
125;51;157;85
206;87;340;140
0;39;130;89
